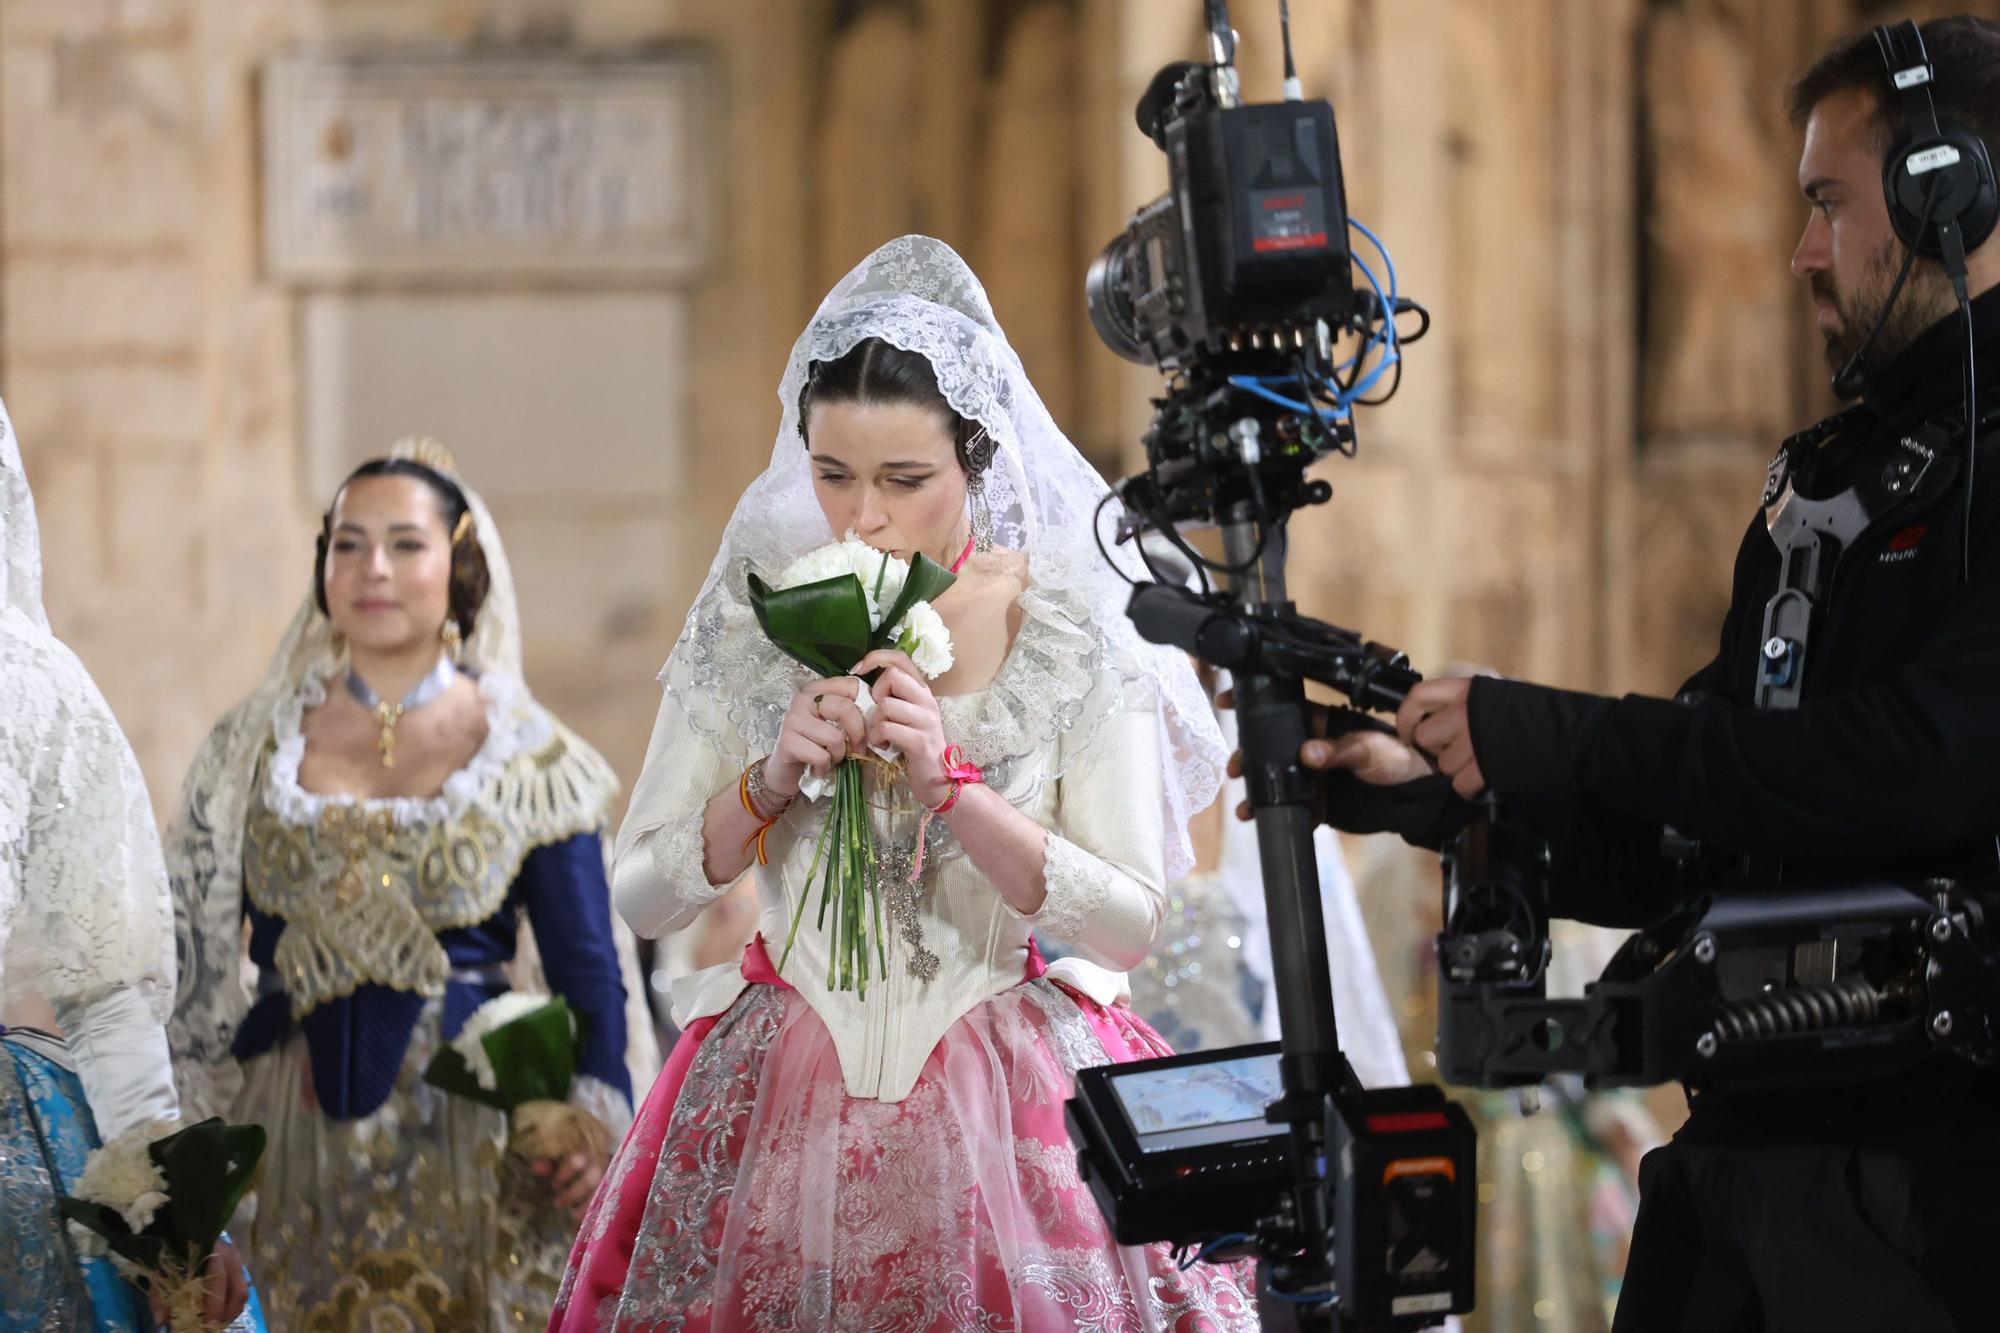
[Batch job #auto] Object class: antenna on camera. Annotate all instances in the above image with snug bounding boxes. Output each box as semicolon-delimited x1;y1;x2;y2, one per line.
1279;0;1302;100
1205;0;1242;107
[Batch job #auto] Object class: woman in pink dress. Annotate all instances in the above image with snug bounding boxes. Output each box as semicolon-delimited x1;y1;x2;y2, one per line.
553;236;1257;1331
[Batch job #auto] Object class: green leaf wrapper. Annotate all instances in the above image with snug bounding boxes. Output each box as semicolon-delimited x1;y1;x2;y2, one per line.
747;571;874;677
875;551;957;646
422;997;579;1112
59;1116;268;1275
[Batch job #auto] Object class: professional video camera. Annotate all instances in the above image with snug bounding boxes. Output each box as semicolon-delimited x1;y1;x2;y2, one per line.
1066;6;2000;1331
1063;5;1471;1330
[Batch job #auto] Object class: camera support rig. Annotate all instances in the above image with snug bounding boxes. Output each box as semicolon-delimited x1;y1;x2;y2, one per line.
1067;4;1474;1328
1438;826;2000;1093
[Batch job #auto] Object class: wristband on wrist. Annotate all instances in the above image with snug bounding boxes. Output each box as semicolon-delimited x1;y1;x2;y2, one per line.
907;745;985;882
922;745;985;814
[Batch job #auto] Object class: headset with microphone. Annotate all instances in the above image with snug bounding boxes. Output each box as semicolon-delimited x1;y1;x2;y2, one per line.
1829;21;1996;399
1876;22;1997;270
1827;20;1996;583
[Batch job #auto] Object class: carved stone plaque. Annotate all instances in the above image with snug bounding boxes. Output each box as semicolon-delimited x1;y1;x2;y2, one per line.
262;55;712;284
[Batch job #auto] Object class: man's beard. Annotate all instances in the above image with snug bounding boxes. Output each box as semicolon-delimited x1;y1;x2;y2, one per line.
1814;237;1954;375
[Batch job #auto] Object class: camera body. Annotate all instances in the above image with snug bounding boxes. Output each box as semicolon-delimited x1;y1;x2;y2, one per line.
1087;61;1358;374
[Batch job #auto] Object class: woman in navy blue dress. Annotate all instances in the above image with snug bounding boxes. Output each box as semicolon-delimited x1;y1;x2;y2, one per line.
167;440;652;1330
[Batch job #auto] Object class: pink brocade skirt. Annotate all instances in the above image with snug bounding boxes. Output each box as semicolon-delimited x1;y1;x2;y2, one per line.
550;938;1259;1332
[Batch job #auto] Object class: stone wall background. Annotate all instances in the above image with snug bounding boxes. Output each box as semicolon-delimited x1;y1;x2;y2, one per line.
7;3;1995;1326
16;0;1985;808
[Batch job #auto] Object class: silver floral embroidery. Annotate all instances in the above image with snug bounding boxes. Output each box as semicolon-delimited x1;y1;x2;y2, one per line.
610;987;787;1330
1019;979;1123;1082
590;980;1257;1332
876;813;952;983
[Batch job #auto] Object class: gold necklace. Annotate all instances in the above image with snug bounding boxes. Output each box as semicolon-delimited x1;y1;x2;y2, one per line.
343;656;457;769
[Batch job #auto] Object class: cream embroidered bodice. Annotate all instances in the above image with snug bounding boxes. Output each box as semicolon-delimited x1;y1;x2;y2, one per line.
614;585;1172;1102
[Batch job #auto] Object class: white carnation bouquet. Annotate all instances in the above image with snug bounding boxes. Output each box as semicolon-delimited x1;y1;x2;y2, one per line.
61;1117;266;1330
747;532;957;995
423;993;611;1165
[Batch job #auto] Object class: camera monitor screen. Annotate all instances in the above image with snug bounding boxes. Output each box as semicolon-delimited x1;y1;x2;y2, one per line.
1108;1051;1285;1153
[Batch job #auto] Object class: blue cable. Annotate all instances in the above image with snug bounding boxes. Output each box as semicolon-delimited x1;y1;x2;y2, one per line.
1223;216;1405;426
1334;246;1398;403
1179;1232;1254;1271
1226;376;1332;416
1350;217;1398;305
1269;1287;1339;1306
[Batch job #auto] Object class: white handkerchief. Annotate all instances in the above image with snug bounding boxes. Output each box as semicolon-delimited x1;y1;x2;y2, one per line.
795;684;900;800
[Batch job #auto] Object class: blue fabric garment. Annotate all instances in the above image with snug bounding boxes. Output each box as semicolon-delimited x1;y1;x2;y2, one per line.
234;831;631;1120
0;1029;268;1332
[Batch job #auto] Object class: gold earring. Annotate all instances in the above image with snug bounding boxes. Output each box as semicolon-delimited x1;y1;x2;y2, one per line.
441;618;463;661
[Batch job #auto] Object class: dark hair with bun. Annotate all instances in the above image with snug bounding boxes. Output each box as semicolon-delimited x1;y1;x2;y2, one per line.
313;458;490;641
798;337;996;477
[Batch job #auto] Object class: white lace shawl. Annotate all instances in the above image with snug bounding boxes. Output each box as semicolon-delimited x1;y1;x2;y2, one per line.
166;440;659;1122
660;236;1225;880
1;394;182;1141
0;394;41;631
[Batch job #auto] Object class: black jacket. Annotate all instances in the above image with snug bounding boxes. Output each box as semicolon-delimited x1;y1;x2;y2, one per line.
1398;288;2000;1150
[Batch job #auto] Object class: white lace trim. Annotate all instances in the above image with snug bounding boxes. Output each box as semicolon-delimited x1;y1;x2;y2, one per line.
935;585;1123;780
650;808;727;903
263;670;544;828
1;396;46;629
1032;834;1117;944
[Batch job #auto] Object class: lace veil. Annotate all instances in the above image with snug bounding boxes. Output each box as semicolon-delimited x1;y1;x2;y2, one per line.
166;440;653;1120
661;236;1224;879
1;393;177;1060
0;393;43;631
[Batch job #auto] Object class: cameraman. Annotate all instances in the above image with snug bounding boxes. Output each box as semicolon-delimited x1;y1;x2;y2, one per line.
1263;18;2000;1333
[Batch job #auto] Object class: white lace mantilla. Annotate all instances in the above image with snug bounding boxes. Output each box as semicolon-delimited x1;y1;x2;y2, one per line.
0;614;175;1030
3;391;183;1142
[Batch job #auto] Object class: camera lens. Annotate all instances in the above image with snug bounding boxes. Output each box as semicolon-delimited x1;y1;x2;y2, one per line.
1086;236;1152;366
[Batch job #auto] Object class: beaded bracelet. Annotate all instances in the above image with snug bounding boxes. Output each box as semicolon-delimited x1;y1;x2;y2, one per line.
738;759;791;865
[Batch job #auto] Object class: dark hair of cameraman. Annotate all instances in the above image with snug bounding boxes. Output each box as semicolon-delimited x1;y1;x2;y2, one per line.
1298;16;2000;1333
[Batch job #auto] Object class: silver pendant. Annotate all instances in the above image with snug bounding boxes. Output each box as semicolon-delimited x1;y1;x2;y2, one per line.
877;841;941;983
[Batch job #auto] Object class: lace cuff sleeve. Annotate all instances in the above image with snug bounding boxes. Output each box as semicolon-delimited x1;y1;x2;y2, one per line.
1031;833;1157;960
